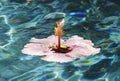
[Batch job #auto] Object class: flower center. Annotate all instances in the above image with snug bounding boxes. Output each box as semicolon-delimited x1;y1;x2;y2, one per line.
50;44;72;53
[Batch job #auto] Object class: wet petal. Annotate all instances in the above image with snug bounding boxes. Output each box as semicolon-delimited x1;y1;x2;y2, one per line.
30;35;64;45
66;35;84;46
21;43;52;56
30;38;50;44
83;40;94;46
47;35;64;43
41;53;75;63
66;35;94;46
67;45;100;58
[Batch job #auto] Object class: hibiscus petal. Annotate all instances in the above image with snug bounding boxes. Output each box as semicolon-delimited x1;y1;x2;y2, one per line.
67;45;100;58
30;38;50;44
66;35;84;46
82;40;94;46
21;43;52;56
30;35;64;45
66;35;94;46
41;54;75;63
47;35;65;43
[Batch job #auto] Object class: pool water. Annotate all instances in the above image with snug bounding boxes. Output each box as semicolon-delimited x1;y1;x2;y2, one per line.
0;0;120;81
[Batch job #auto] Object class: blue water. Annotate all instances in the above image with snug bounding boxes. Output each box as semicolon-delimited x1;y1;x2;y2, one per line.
0;0;120;81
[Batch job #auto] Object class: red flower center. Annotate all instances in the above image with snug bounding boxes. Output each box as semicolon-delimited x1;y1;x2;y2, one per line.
50;44;73;53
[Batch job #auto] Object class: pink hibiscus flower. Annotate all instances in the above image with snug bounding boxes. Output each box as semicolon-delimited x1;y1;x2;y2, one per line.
22;35;100;63
22;20;100;63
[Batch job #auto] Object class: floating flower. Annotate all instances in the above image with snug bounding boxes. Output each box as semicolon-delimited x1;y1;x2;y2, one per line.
22;19;100;63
